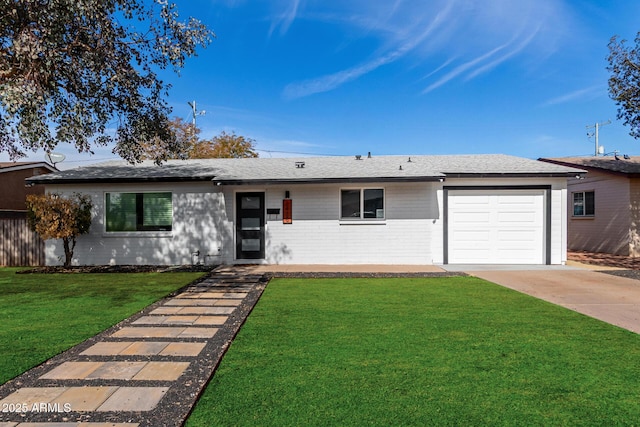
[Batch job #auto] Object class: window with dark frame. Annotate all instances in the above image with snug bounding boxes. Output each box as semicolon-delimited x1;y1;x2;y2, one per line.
106;192;173;231
340;188;384;219
572;191;594;217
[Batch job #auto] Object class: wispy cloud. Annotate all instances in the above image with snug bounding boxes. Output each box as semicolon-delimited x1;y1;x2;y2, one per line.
422;26;542;94
465;26;540;80
279;0;572;99
283;2;455;100
419;58;456;81
422;44;511;94
269;0;301;37
540;85;606;107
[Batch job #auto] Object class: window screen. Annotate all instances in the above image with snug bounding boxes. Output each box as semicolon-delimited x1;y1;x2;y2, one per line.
106;192;173;231
106;193;137;231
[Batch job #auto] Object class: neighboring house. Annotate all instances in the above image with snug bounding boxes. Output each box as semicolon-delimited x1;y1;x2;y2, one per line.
0;162;56;266
540;156;640;257
26;154;584;266
0;162;57;217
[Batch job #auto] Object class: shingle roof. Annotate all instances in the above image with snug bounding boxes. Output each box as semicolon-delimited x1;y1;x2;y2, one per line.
540;156;640;175
26;154;585;185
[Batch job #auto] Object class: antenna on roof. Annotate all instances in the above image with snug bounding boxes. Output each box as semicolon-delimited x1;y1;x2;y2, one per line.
45;152;65;167
586;120;610;156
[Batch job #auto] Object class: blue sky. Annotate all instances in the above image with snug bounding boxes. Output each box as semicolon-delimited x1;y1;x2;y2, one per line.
4;0;640;168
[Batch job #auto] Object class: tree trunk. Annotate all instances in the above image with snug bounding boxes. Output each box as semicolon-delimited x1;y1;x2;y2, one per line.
62;238;72;267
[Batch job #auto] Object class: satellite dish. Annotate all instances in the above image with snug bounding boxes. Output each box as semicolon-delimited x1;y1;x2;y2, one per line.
45;152;66;166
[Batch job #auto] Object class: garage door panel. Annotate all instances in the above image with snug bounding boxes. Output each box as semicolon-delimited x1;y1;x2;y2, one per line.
448;190;545;264
496;249;542;263
497;211;540;223
451;195;490;205
451;249;491;262
452;230;490;242
497;229;539;243
497;195;538;205
451;211;491;224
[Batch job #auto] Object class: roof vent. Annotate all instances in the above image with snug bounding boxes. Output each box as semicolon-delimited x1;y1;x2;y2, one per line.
295;161;305;168
355;155;362;160
367;152;372;158
407;157;412;163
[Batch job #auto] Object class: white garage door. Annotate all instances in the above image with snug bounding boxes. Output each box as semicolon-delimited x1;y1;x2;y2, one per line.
448;189;545;264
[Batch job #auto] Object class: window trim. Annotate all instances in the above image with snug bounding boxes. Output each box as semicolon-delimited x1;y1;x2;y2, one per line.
572;190;595;217
339;187;386;221
104;191;174;233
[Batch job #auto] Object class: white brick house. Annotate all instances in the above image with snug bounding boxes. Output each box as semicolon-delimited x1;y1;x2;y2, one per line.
28;154;584;266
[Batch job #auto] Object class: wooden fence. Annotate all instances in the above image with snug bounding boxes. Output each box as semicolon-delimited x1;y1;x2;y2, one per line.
0;217;45;266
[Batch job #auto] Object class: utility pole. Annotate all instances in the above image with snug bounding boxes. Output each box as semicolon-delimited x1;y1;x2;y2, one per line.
187;100;205;126
586;120;610;156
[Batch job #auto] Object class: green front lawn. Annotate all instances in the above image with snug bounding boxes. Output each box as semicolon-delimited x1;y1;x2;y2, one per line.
187;277;640;426
0;268;205;384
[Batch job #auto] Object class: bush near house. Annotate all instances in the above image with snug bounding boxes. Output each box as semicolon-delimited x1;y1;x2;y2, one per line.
25;193;92;267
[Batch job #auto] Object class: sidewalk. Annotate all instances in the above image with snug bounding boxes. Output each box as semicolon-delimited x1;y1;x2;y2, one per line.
0;266;267;427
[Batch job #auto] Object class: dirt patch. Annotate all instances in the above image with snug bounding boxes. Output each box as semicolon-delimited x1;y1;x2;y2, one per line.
567;251;640;281
598;270;640;281
568;251;640;270
16;264;217;274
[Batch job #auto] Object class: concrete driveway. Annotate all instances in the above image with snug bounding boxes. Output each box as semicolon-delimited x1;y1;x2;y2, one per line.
466;268;640;334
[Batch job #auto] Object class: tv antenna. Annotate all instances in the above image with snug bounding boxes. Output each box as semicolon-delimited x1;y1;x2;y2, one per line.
45;152;66;167
187;100;206;126
586;120;610;156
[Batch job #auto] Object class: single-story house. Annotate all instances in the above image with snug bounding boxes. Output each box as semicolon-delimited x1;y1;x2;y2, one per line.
0;161;57;218
26;154;585;266
540;156;640;257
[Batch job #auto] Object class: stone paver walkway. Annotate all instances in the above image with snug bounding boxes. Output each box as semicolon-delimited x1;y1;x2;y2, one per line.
0;266;267;427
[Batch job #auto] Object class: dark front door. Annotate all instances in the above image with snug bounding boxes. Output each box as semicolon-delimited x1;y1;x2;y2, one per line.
236;192;265;260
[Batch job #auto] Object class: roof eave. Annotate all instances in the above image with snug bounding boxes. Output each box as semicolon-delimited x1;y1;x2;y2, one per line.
26;176;217;185
538;158;632;176
213;176;445;186
443;172;586;178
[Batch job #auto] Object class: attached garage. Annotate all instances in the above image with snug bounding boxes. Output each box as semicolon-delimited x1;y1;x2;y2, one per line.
444;187;550;264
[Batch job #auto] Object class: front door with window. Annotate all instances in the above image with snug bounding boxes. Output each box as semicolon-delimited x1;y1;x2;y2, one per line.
236;192;265;259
